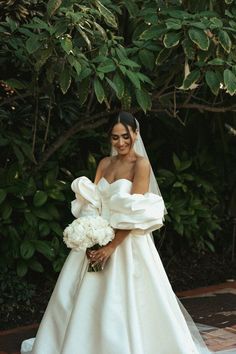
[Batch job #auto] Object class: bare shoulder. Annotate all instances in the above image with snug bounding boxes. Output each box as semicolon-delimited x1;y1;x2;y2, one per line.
94;156;112;183
98;156;112;170
134;156;151;175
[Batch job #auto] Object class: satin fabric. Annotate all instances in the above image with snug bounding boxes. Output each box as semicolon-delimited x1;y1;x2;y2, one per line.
21;177;215;354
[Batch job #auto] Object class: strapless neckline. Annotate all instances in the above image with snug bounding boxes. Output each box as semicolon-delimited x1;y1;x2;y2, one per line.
99;177;133;186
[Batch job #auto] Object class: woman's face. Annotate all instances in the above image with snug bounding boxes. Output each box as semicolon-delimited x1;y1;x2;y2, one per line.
111;123;137;155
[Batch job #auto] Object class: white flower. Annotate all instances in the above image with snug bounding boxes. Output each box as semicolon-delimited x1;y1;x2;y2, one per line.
63;216;115;251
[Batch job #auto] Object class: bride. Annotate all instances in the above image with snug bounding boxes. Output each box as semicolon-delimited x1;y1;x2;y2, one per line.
21;112;234;354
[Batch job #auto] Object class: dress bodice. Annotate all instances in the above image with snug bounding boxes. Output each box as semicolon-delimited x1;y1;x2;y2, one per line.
70;176;165;234
97;177;132;222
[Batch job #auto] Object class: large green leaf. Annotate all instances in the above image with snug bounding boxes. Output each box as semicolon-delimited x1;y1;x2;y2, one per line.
17;259;28;277
33;240;55;259
165;18;182;30
39;221;51;237
173;153;181;170
94;78;105;103
113;72;124;99
218;30;232;53
47;0;62;17
2;203;12;219
33;190;48;207
156;48;172;65
53;258;65;272
20;241;35;260
97;60;116;73
95;1;117;28
165;10;192;20
44;168;59;188
163;32;181;48
182;39;195;60
205;70;221;95
48;189;65;201
126;70;141;89
135;89;151;113
26;36;41;54
60;37;72;55
0;189;7;204
182;70;201;90
50;221;63;236
224;69;236;95
106;77;118;95
59;67;71;94
120;58;140;69
139;49;155;70
188;28;209;51
123;0;139;17
73;60;82;77
33;208;53;220
24;211;38;227
29;260;44;272
208;58;225;66
140;26;167;40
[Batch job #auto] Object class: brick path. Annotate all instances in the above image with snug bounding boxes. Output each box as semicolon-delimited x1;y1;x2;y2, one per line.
178;281;236;352
0;281;236;353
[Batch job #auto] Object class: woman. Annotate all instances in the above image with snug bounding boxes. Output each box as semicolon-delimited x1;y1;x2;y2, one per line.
21;112;231;354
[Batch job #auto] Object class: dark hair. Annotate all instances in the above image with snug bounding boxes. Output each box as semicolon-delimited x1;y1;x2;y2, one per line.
108;111;137;136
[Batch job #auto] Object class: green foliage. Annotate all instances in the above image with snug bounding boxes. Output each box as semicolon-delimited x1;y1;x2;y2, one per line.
0;269;35;303
0;157;70;277
0;0;236;277
158;151;221;253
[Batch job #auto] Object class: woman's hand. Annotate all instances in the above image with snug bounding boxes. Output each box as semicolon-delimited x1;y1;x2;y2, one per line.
86;229;130;269
87;243;116;268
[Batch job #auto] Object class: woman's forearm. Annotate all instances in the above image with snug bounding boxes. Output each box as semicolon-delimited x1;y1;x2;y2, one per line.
110;229;131;249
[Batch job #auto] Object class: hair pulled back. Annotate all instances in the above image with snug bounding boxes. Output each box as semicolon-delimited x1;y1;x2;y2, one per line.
108;111;137;137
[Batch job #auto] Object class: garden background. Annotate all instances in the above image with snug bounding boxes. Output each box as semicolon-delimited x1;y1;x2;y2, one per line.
0;0;236;329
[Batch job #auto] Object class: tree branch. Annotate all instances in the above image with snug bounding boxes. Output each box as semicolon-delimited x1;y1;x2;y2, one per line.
151;103;236;114
178;103;236;112
33;109;124;172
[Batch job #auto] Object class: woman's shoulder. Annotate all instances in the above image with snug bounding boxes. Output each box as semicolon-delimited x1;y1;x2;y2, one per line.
98;156;112;170
135;156;150;172
95;157;113;182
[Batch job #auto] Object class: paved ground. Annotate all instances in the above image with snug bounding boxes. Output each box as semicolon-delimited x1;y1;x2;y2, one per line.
178;281;236;352
0;281;236;353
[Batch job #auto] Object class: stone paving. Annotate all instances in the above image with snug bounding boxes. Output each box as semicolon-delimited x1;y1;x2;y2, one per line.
178;281;236;352
0;281;236;353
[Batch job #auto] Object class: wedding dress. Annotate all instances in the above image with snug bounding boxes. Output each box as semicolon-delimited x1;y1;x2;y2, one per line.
21;176;235;354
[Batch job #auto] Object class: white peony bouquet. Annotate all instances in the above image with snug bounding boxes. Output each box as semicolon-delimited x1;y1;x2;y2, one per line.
63;216;115;271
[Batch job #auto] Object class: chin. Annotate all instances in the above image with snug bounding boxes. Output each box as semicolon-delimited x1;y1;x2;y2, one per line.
117;148;129;155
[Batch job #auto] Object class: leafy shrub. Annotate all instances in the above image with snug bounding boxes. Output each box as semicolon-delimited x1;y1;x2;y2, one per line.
0;162;71;277
157;150;222;253
0;269;35;304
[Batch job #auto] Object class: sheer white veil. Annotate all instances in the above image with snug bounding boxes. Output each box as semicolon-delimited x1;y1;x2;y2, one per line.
110;113;235;354
111;115;167;214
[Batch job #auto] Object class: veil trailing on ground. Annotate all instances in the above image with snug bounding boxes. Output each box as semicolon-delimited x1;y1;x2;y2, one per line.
111;116;235;354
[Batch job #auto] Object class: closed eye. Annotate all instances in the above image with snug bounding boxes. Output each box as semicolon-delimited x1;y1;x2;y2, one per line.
111;134;130;140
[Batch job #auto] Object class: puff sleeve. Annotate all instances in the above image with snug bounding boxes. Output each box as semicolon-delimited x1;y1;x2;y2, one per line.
71;176;101;218
109;192;165;234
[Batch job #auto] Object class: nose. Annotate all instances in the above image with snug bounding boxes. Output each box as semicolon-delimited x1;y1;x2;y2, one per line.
117;137;124;146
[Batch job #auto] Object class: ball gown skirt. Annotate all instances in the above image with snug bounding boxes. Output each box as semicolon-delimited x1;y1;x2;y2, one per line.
21;177;235;354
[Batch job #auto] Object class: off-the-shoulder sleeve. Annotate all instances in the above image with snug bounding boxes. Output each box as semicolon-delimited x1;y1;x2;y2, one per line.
109;192;165;234
71;176;101;218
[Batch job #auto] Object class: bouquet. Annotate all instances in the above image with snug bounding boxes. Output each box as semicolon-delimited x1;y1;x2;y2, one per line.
63;216;115;272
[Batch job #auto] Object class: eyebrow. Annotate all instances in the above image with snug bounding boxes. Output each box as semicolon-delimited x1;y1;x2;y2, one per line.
111;133;129;137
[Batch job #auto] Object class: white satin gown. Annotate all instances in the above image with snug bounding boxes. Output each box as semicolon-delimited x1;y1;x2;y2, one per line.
21;176;222;354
